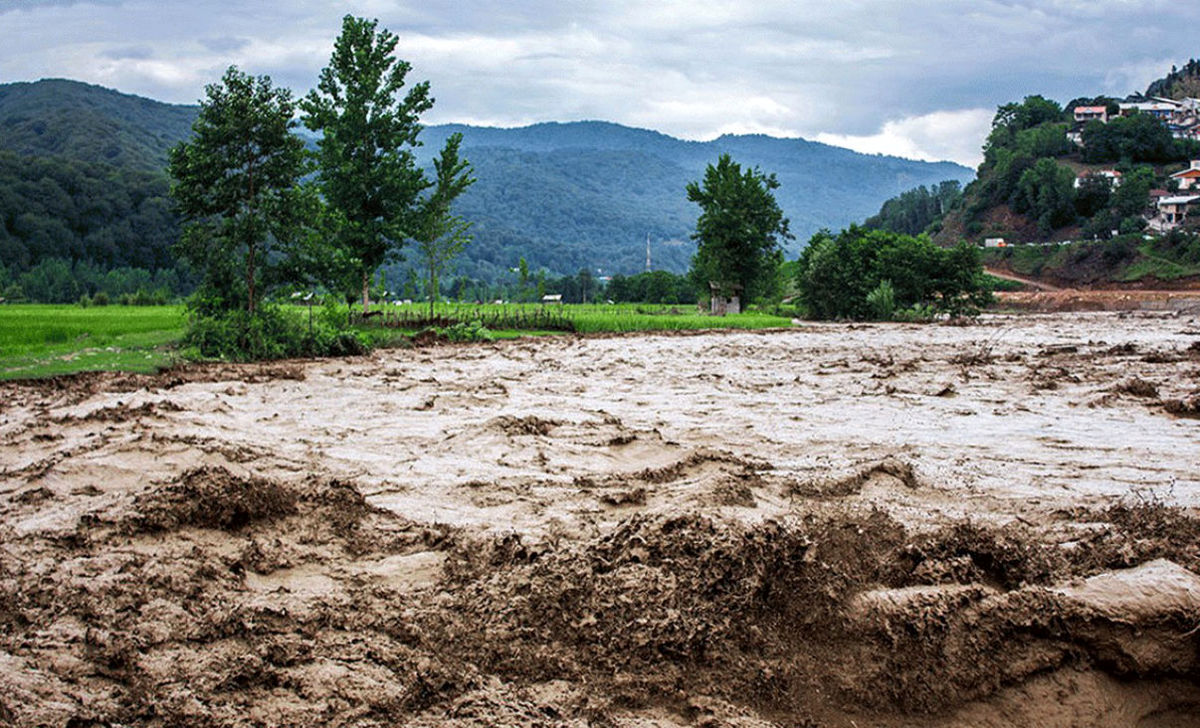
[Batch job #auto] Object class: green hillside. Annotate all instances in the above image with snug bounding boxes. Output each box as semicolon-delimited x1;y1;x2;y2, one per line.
860;61;1200;287
0;79;196;172
0;79;973;294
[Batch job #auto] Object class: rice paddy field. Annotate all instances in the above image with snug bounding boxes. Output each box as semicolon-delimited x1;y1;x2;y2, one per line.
0;304;186;380
0;302;793;380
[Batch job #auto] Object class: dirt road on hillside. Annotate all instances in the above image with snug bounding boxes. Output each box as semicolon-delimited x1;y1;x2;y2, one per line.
2;312;1200;727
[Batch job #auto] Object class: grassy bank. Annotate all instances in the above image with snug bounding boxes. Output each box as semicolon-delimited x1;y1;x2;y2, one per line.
0;304;186;380
354;302;794;334
983;235;1200;286
1;302;794;380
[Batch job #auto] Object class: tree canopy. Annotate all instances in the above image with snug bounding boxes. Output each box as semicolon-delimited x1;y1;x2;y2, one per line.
168;66;307;315
796;227;990;320
686;154;791;302
301;15;441;311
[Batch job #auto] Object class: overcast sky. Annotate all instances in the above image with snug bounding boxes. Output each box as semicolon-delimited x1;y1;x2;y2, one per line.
2;0;1197;167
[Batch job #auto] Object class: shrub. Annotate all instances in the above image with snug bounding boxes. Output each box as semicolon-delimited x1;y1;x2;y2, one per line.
91;291;110;306
866;279;896;320
184;304;369;361
442;319;494;342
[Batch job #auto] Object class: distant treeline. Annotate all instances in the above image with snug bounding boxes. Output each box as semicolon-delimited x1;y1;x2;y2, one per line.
0;257;190;304
0;151;180;281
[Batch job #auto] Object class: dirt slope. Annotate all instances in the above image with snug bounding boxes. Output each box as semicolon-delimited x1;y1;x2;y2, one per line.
2;312;1200;727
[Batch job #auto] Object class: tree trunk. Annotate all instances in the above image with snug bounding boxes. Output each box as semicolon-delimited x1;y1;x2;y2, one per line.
362;269;370;315
428;263;436;320
247;242;256;315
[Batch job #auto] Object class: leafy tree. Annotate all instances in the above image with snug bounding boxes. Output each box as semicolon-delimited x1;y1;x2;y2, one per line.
412;132;474;316
1110;165;1154;219
796;226;990;320
1074;174;1112;218
984;96;1065;158
1012;158;1076;233
1082;114;1179;164
303;15;462;313
686;154;791;303
168;66;306;315
865;180;962;236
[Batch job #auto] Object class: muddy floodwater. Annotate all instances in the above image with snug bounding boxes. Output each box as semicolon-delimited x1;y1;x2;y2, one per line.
2;311;1199;727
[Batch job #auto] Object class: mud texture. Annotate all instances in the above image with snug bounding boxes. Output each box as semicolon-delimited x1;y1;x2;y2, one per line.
2;311;1200;727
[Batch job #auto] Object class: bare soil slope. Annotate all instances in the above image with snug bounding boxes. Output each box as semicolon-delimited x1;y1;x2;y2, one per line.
2;312;1200;727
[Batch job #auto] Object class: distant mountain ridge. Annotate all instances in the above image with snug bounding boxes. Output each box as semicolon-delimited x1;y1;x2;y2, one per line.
0;79;973;281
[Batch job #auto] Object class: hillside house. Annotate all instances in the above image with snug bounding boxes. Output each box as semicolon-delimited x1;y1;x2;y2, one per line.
1074;106;1109;123
1119;98;1182;120
1170;161;1200;191
1157;194;1200;228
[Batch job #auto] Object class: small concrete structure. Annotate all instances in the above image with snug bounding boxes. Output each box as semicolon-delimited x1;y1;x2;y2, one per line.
1157;194;1200;228
708;282;742;316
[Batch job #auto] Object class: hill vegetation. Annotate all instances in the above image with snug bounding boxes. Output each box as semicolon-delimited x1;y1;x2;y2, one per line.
0;78;972;303
860;60;1200;288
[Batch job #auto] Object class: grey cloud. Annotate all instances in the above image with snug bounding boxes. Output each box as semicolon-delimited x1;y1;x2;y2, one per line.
3;0;1200;164
200;36;251;53
100;45;153;60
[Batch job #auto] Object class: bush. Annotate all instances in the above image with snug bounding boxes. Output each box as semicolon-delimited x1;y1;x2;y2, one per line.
184;304;369;361
91;290;110;306
795;227;991;320
866;280;896;320
442;319;494;342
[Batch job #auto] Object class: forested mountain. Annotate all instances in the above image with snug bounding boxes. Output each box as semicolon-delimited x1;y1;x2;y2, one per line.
0;78;973;290
415;121;973;280
0;79;197;171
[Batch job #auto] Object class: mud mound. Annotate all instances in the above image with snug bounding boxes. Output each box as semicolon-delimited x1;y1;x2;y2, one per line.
126;466;297;532
490;414;561;437
1164;394;1200;418
631;449;769;485
790;457;921;498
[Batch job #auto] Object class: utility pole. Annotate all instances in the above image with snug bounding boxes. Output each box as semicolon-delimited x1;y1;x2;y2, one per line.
645;233;651;273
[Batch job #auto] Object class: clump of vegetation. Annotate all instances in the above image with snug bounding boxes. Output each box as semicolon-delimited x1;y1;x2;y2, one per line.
441;320;494;343
795;226;991;320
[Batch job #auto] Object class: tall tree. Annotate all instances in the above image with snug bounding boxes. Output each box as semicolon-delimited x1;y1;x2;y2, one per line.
413;133;475;317
168;66;306;315
302;15;453;313
686;154;791;302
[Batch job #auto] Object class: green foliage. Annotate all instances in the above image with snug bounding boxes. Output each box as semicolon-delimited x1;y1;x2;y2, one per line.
687;154;792;302
796;226;991;320
865;180;962;236
865;279;896;320
440;320;494;342
1012;158;1076;233
184;304;367;362
606;270;697;304
0;151;181;278
0;79;196;173
413;132;476;316
1081;114;1183;164
984;96;1065;158
303;15;462;311
169;67;307;315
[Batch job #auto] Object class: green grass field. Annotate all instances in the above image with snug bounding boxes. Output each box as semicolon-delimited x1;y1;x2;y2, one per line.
356;302;794;334
0;302;794;380
0;304;186;380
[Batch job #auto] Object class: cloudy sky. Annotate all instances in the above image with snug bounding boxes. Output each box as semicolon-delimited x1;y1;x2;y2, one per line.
1;0;1197;167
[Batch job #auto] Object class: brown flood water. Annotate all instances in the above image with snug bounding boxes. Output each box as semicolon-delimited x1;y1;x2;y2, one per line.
2;311;1199;727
